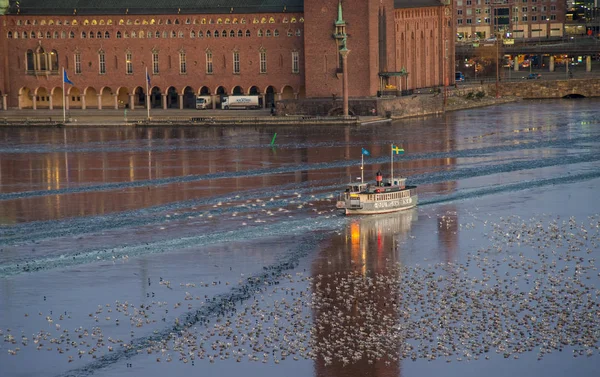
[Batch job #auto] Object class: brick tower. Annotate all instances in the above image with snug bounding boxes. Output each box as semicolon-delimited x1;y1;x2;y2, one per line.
303;0;396;99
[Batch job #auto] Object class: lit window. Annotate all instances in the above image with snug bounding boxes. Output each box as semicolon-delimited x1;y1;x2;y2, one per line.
126;52;133;74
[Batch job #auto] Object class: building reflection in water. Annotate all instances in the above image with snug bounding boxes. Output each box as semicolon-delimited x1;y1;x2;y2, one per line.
0;127;326;223
311;210;417;377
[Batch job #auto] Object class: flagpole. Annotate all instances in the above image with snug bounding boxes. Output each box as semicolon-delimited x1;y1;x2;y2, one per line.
62;67;66;123
146;66;150;120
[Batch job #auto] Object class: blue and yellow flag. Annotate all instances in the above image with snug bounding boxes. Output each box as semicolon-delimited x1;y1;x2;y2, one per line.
361;148;370;156
392;145;404;155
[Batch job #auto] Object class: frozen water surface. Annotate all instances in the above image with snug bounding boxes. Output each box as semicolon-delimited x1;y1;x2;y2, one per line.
1;99;599;377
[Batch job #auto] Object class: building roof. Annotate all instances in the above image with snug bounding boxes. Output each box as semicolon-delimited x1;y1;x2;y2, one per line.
394;0;444;9
6;0;304;15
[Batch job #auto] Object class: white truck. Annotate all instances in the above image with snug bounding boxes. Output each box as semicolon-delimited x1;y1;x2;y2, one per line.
221;96;260;110
195;96;212;110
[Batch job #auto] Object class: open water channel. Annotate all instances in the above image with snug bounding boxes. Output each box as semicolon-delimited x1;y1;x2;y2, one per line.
0;99;599;377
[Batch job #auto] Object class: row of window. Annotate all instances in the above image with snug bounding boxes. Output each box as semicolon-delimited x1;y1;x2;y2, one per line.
44;51;301;76
12;16;305;27
457;0;554;5
457;5;556;15
7;29;302;40
457;14;557;24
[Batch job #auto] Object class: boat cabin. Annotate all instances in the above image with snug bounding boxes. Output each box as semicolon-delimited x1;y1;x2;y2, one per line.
345;183;370;193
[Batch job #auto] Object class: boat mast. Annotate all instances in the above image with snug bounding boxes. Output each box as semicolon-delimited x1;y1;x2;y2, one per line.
361;152;364;183
390;143;394;184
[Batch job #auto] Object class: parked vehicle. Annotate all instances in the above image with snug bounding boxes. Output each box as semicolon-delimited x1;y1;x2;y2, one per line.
525;73;541;80
221;96;261;110
455;71;465;82
195;96;212;109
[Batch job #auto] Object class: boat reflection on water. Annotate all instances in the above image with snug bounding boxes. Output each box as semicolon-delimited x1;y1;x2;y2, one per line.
310;209;417;377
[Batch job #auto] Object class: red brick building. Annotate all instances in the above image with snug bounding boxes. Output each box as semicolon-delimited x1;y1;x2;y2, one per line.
0;0;453;111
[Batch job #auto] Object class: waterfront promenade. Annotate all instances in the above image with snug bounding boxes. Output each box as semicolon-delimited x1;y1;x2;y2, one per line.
0;108;387;126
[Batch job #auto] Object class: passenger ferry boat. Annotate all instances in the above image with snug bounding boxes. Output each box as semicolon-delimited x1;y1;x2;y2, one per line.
336;145;418;215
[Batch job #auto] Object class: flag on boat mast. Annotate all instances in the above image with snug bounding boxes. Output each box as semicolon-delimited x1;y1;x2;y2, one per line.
390;144;405;184
360;147;370;183
392;145;404;155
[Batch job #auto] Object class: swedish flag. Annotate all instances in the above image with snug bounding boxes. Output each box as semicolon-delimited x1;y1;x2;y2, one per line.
392;145;404;155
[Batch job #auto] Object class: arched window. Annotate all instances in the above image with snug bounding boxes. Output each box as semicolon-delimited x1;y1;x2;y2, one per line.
222;30;227;37
214;30;219;38
105;31;110;38
69;31;75;38
162;31;168;38
46;31;51;39
147;31;152;38
230;30;235;37
245;30;250;37
237;29;243;37
155;31;160;38
26;49;35;71
287;29;293;37
296;29;301;36
61;31;66;38
266;30;271;37
89;31;94;38
190;30;196;38
274;29;279;37
178;31;184;38
23;31;28;39
206;30;211;37
258;29;263;37
139;30;144;38
54;31;59;39
116;31;122;38
97;31;102;38
174;19;180;25
131;31;137;38
198;31;203;38
7;31;12;38
37;48;47;71
31;31;35;38
49;50;59;71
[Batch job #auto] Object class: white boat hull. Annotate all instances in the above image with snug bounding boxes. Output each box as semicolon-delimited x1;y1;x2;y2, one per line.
338;191;418;216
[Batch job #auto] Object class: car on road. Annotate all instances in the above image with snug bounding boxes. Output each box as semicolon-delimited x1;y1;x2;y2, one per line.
455;72;465;82
525;73;541;79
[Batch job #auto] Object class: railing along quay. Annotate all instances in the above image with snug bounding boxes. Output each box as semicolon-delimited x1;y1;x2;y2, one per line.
136;115;360;126
1;115;360;126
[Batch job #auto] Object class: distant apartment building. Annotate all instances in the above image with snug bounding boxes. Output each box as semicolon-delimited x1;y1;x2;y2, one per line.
455;0;567;40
